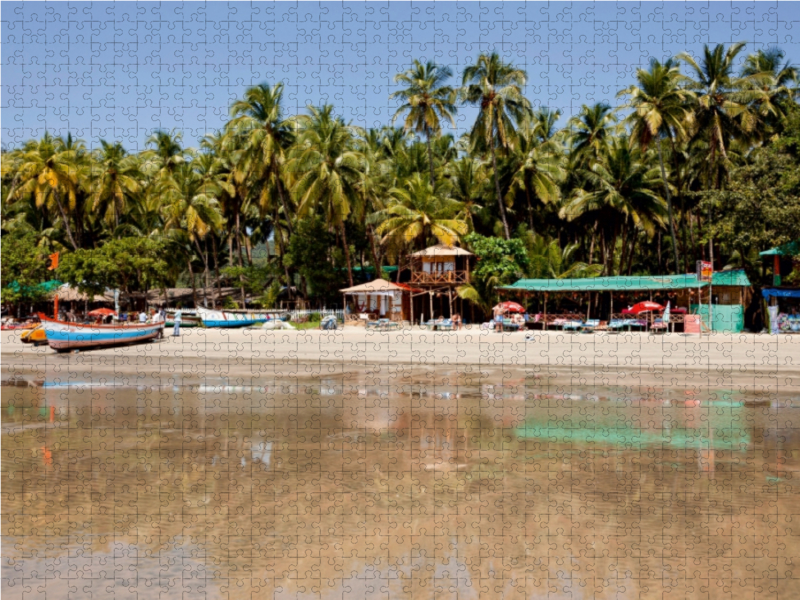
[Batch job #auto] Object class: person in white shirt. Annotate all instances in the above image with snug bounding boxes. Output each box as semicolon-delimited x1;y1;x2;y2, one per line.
139;311;148;323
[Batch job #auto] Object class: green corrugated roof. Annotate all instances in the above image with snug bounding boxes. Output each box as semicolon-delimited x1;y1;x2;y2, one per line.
501;271;750;293
760;240;800;257
712;270;750;287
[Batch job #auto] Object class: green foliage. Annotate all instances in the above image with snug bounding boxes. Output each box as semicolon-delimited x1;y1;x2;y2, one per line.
58;237;171;296
285;217;347;303
463;232;530;286
520;229;604;279
221;264;275;297
1;233;52;304
704;108;800;283
257;281;282;309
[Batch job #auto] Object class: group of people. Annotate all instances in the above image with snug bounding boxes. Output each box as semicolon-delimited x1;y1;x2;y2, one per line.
492;307;527;331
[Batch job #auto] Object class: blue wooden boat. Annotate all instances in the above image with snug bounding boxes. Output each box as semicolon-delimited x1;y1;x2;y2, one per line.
196;307;272;328
39;315;164;351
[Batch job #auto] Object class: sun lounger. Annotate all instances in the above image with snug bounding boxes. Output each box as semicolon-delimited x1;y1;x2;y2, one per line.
501;318;523;331
562;320;584;332
608;319;646;332
367;318;400;331
580;319;600;332
650;318;668;333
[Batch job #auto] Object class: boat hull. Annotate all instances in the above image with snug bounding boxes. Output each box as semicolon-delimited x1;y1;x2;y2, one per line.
196;308;271;328
39;316;164;351
166;315;201;327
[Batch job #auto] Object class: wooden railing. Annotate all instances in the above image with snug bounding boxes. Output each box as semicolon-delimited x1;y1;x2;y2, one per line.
410;271;470;285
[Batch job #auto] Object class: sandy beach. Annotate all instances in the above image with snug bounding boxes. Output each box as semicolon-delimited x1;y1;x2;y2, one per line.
3;327;798;392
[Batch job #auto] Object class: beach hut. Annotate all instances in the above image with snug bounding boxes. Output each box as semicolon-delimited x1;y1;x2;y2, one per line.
409;244;473;286
404;244;474;322
340;279;415;322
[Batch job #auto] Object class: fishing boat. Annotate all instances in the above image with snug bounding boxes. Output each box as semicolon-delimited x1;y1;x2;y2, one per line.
38;314;165;351
196;307;273;328
165;309;201;328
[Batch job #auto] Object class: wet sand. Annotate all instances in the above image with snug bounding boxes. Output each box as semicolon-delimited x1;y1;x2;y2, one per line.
3;327;798;392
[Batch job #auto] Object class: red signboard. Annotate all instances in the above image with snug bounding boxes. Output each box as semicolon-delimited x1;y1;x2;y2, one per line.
696;261;713;282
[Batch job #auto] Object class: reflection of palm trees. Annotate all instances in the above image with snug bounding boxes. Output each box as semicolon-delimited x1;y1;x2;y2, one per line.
3;384;791;599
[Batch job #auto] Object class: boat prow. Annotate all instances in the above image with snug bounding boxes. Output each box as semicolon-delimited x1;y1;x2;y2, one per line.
38;314;165;352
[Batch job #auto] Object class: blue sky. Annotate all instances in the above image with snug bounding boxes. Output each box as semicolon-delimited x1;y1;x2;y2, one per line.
3;1;800;151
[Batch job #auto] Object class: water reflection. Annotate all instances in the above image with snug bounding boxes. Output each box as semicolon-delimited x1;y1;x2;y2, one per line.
2;379;800;599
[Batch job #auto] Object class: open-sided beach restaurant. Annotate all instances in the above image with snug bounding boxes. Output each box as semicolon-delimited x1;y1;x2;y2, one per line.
499;271;752;333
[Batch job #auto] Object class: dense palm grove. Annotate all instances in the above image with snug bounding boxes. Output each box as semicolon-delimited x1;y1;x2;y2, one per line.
3;43;800;314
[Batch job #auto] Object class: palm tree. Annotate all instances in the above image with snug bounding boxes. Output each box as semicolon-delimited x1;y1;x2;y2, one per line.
287;104;363;286
227;82;295;232
390;60;457;187
741;47;798;138
618;58;695;273
507;116;566;232
523;232;603;279
676;43;757;189
160;160;224;306
443;157;486;231
376;173;468;251
532;107;563;143
90;140;142;230
2;133;87;250
461;52;533;239
561;137;666;274
567;103;618;167
143;130;186;180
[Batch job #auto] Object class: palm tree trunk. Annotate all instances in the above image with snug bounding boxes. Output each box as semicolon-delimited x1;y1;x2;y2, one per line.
491;144;511;240
194;238;210;308
588;221;597;265
188;257;198;308
627;235;636;275
235;211;246;307
426;131;435;188
245;236;253;266
600;235;608;275
273;212;294;300
340;221;354;287
212;235;221;309
525;183;535;232
54;190;79;250
368;225;382;279
619;223;629;277
657;140;680;274
275;167;294;236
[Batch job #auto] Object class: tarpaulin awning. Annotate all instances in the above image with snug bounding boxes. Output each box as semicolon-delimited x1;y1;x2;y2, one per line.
500;270;751;294
762;288;800;299
759;240;800;257
500;275;708;293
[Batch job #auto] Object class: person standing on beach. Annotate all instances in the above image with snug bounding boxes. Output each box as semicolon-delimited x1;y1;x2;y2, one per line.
173;309;182;337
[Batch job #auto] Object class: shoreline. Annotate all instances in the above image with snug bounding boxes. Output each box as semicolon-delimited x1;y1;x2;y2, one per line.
3;327;798;392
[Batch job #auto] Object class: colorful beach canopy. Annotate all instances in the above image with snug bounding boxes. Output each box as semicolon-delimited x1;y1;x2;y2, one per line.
500;271;750;294
494;301;525;313
628;301;664;314
87;308;117;317
759;240;800;257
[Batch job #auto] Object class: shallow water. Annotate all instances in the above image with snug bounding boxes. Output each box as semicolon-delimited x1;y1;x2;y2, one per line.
2;376;800;599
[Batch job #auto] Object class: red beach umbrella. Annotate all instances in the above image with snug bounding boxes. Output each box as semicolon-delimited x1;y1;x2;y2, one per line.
628;301;663;315
87;308;117;317
494;301;526;313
